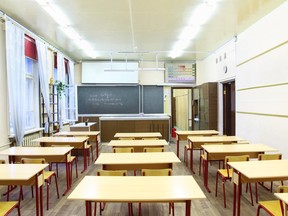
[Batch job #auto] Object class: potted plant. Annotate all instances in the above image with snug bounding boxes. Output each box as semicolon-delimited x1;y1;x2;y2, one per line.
55;80;68;99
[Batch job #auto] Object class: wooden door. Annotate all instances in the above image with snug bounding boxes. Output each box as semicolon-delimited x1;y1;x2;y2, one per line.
223;81;235;135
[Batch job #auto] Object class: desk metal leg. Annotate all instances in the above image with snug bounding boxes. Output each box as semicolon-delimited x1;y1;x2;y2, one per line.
176;139;180;158
63;157;71;196
85;201;92;216
95;135;99;160
237;173;242;216
190;142;195;174
185;200;191;216
81;146;87;173
203;158;211;193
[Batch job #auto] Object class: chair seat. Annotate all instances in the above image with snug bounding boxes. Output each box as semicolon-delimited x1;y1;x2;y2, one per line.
217;169;233;178
0;201;19;215
258;200;282;216
44;171;55;180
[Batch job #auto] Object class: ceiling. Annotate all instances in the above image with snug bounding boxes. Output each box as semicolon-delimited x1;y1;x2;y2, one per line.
0;0;285;62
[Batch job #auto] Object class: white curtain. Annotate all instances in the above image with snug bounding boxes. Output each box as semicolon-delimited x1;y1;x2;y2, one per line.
6;20;25;146
68;61;77;121
56;53;65;129
36;40;51;124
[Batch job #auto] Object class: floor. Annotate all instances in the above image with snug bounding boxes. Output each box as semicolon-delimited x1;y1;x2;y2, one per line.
3;139;277;216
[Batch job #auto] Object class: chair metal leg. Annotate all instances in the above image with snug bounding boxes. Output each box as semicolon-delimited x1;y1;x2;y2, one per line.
215;172;219;197
249;183;254;206
222;178;226;208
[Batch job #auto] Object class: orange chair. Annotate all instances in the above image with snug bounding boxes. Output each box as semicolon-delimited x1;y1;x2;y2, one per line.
258;153;283;192
0;201;21;216
139;169;174;216
50;145;78;180
21;158;60;210
256;185;288;216
199;143;224;175
215;155;254;208
143;147;164;152
94;170;132;216
113;147;134;153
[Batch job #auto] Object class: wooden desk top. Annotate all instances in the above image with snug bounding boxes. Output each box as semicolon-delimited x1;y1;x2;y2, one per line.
54;131;100;136
68;175;206;202
32;136;89;143
228;159;288;180
176;130;219;136
114;132;162;138
274;193;288;204
95;152;181;165
202;144;278;153
0;164;48;181
108;139;168;147
188;136;245;143
0;147;73;156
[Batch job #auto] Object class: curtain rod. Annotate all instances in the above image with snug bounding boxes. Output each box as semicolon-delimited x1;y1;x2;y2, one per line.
0;11;74;63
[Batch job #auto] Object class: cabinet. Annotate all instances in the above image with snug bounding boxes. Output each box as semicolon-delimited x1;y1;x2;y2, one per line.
40;84;59;136
193;82;218;130
100;118;170;142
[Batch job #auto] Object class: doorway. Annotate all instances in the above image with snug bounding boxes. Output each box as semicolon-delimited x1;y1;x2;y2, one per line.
171;88;192;131
223;81;235;135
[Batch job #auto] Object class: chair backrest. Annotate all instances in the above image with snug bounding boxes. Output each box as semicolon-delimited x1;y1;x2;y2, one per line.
118;137;135;140
51;145;72;147
21;158;46;164
141;137;159;140
141;168;172;176
96;170;127;176
143;147;164;152
203;142;223;146
277;186;288;193
258;153;282;161
113;147;134;153
237;140;250;144
0;160;5;164
225;155;249;177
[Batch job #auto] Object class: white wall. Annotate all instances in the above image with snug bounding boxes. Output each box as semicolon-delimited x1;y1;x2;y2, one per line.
236;1;288;158
196;38;237;134
198;1;288;158
0;23;11;150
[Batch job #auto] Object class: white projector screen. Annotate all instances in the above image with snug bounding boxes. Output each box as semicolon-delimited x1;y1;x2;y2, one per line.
82;61;139;84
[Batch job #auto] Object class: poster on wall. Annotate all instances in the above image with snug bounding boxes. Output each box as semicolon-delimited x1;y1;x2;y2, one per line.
165;63;196;83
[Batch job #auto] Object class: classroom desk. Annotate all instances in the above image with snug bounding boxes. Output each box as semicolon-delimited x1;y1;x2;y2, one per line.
274;193;288;216
70;122;97;132
114;132;162;140
201;144;278;192
175;130;219;157
54;131;101;159
32;136;89;173
187;136;245;173
95;152;181;170
0;146;73;196
67;175;206;216
0;164;48;216
108;139;168;152
228;160;288;216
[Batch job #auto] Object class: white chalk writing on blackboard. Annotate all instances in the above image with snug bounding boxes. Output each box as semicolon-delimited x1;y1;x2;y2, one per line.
88;94;123;106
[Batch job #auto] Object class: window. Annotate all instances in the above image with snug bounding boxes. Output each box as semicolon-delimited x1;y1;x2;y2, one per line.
25;57;39;129
10;35;39;134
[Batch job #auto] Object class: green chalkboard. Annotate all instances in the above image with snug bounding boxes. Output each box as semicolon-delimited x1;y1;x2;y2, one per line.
77;86;140;114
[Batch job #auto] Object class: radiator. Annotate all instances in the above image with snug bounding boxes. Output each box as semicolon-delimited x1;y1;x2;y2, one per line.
21;132;42;147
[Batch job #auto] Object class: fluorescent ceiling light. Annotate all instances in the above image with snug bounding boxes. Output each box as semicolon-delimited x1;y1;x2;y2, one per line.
35;0;98;59
169;50;184;59
169;0;217;59
35;0;70;27
179;26;201;40
61;27;81;40
104;68;137;72
189;2;217;26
